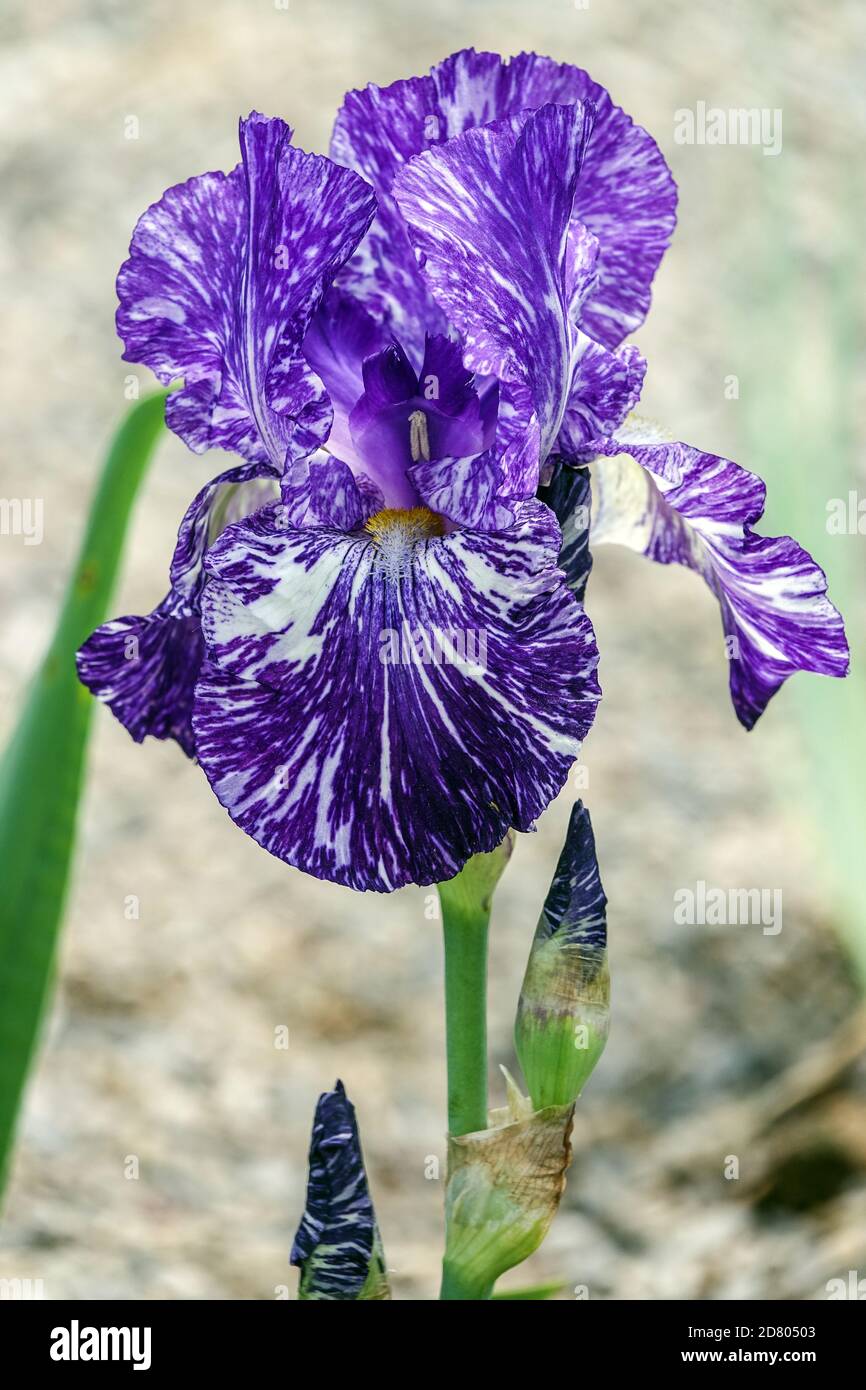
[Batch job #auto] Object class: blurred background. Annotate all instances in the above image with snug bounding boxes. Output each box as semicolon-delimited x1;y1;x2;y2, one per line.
0;0;865;1300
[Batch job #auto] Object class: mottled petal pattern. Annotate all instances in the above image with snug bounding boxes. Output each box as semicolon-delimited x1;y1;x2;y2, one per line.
330;77;449;359
332;48;677;350
556;340;646;456
584;413;690;481
584;435;849;727
78;465;279;756
283;455;377;530
171;462;280;606
409;450;514;530
291;1080;388;1301
92;46;843;900
194;500;600;891
117;113;376;468
77;601;204;758
394;103;592;495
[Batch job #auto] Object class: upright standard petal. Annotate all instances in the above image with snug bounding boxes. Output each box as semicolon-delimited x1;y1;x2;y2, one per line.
193;500;600;891
77;465;279;755
562;423;849;727
300;288;390;470
394;103;593;498
330;75;450;359
332;48;677;349
117;113;376;468
291;1080;389;1301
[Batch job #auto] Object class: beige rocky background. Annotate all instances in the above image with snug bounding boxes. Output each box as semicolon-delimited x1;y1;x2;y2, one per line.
0;0;864;1300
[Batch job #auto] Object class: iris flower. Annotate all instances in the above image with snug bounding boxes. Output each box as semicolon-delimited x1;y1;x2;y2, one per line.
78;49;848;891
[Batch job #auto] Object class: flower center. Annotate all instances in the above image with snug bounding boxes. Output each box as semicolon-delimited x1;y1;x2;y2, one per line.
364;506;446;580
365;506;445;543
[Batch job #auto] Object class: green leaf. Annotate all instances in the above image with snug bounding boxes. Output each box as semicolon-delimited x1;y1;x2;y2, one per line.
0;392;167;1197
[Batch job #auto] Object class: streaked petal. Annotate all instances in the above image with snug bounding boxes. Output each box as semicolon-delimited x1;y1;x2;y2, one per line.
556;339;646;455
77;602;204;758
193;500;600;891
78;465;279;755
580;436;849;727
409;450;514;530
117;113;375;468
171;462;280;605
332;48;677;350
394;103;593;496
585;413;691;481
330;76;449;359
433;49;678;346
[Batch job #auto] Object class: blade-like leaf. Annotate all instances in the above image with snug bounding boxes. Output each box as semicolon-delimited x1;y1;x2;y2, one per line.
0;392;167;1196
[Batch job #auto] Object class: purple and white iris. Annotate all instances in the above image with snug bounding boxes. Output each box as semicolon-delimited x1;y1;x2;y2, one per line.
78;49;848;892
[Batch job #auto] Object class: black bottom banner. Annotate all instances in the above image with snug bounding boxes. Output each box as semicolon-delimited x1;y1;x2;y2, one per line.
2;1297;861;1374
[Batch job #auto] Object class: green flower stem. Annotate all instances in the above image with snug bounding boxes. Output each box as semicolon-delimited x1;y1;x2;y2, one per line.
437;838;514;1301
439;871;491;1139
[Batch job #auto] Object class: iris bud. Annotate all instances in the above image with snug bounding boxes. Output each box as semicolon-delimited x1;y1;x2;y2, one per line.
515;801;609;1110
291;1080;389;1300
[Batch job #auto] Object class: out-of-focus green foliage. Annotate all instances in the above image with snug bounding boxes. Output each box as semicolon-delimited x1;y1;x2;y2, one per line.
0;393;167;1197
730;176;866;984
